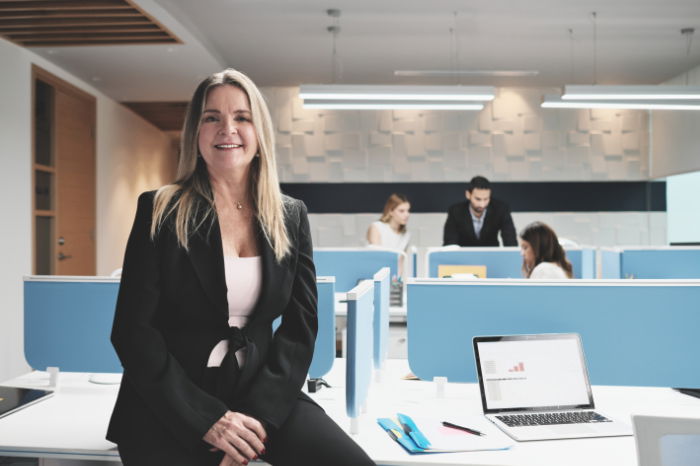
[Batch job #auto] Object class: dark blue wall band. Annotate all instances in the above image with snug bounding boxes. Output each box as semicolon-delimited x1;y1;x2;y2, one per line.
280;181;666;214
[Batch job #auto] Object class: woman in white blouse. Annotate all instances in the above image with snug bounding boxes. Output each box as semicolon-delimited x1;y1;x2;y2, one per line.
519;222;573;279
366;193;411;251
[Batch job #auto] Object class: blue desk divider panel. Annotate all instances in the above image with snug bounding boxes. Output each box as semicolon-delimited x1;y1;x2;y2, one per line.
372;268;390;370
601;248;622;279
426;247;595;279
409;246;418;278
346;280;374;419
313;248;402;292
621;247;700;279
407;279;700;387
565;248;596;279
273;277;335;379
24;276;122;373
427;247;521;278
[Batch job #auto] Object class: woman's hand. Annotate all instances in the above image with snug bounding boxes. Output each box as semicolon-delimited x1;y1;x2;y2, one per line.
203;411;267;465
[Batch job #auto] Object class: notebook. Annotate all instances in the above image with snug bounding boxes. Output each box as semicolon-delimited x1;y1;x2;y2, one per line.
473;333;633;441
0;386;54;419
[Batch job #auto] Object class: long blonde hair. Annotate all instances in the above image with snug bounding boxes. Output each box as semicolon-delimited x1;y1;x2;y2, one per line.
151;68;290;261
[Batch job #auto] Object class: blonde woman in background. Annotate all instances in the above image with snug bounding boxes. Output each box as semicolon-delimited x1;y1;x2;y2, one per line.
366;193;411;252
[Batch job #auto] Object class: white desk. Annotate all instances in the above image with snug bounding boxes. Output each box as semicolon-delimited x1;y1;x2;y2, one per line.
0;371;120;464
2;361;700;466
311;359;700;466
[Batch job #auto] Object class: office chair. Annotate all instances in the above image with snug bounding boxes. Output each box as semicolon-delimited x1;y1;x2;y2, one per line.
633;414;700;466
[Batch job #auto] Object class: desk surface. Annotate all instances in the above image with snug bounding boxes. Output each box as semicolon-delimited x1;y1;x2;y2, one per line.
312;359;700;466
2;362;700;465
0;371;120;461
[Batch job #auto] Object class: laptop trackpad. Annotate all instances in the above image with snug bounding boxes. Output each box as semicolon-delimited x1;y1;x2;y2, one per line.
549;424;595;435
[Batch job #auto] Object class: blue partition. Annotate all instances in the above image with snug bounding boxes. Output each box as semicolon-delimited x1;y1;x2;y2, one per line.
275;277;336;379
346;280;374;419
28;275;336;377
314;248;402;292
24;276;122;373
409;246;418;278
601;248;622;279
310;277;336;378
372;267;390;370
426;247;595;279
567;248;596;279
621;248;700;279
407;279;700;387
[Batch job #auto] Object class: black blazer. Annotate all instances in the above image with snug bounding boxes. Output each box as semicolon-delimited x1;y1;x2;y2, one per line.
106;191;317;452
443;199;517;247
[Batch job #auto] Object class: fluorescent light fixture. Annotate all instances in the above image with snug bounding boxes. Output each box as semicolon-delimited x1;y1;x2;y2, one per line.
542;94;700;110
562;85;700;100
394;70;539;77
299;84;494;110
303;100;484;110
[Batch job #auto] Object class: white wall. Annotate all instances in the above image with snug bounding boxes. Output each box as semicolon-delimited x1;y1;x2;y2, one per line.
667;170;700;244
309;211;667;250
96;104;176;275
0;38;33;382
651;64;700;178
0;37;174;382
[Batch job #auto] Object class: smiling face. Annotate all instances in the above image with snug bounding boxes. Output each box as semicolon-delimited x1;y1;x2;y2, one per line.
197;84;258;175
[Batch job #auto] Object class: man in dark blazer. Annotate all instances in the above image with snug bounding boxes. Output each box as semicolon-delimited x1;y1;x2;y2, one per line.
443;176;517;247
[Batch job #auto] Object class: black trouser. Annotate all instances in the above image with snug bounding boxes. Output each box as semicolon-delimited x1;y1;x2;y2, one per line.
117;397;375;466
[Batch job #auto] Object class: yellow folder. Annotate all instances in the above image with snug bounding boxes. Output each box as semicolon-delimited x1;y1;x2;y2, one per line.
438;265;487;279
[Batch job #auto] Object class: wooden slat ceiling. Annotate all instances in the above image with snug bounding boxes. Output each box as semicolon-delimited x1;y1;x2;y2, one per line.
0;0;180;47
123;101;188;132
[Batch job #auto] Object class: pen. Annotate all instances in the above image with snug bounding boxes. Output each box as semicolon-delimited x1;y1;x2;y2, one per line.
442;421;486;436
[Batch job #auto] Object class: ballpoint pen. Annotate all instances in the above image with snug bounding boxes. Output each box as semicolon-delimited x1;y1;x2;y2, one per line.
442;421;486;436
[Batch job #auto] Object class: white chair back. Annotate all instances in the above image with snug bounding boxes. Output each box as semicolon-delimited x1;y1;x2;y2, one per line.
634;414;700;466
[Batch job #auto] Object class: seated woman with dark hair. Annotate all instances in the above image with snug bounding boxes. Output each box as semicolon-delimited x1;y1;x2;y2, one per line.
519;222;573;279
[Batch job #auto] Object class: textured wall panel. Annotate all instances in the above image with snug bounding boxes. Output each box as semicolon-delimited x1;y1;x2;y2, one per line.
264;87;649;183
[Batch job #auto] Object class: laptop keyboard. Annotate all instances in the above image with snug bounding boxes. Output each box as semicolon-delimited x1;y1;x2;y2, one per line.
496;411;612;427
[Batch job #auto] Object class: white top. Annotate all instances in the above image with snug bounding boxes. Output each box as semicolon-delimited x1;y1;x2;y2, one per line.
370;221;410;251
530;261;569;279
207;255;262;368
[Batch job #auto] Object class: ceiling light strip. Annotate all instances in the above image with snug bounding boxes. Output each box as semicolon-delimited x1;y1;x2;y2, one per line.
394;70;539;77
299;84;495;102
303;100;484;110
542;95;700;110
562;85;700;100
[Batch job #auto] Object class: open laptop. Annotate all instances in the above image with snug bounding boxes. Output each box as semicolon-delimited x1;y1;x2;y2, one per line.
473;333;633;441
0;386;53;420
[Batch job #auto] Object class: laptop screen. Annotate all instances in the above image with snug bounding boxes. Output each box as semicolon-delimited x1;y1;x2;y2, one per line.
473;334;594;414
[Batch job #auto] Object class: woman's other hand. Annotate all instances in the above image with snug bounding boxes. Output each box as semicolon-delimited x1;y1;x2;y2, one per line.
203;411;266;465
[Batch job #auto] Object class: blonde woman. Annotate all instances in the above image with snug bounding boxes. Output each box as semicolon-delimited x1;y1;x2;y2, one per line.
107;69;374;466
366;193;411;251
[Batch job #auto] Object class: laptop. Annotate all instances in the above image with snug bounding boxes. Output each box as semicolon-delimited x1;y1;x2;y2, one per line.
0;386;54;420
473;333;633;441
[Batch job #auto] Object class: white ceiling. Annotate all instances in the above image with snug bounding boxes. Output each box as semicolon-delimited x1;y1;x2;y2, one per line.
27;0;700;102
